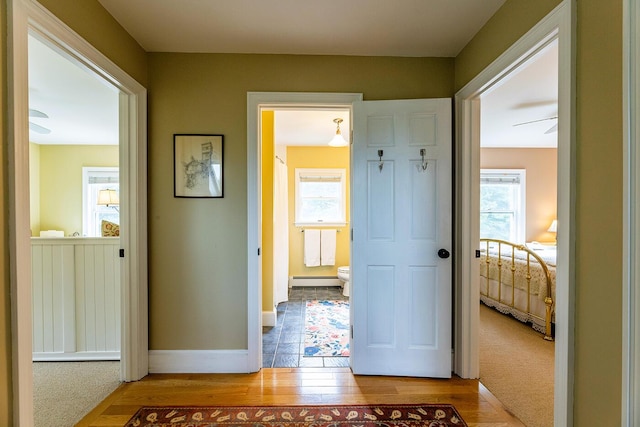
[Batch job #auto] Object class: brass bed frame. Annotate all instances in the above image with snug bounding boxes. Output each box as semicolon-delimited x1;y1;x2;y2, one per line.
480;238;554;341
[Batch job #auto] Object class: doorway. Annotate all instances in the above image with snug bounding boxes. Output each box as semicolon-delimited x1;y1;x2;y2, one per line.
455;1;573;425
260;108;352;368
476;38;558;426
8;1;148;423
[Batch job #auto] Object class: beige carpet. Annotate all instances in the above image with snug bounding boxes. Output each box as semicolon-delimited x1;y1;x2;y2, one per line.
33;361;121;427
479;303;555;427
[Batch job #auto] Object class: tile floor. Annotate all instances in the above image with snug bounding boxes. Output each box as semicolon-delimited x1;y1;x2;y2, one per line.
262;286;350;368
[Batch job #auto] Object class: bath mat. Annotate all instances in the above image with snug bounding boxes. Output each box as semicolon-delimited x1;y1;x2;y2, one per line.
304;299;350;357
124;403;468;426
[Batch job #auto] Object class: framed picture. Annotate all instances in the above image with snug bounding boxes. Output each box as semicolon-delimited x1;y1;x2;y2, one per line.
174;134;224;198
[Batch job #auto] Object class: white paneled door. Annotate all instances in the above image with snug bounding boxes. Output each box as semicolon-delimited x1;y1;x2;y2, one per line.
351;98;452;377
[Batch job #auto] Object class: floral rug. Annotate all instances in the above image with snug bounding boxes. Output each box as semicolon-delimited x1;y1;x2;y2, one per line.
124;403;468;426
304;300;350;357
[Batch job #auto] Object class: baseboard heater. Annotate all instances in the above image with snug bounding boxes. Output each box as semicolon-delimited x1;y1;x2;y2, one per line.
289;276;341;287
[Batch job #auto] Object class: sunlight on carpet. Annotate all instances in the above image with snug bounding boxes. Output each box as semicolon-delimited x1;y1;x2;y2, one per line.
304;300;350;357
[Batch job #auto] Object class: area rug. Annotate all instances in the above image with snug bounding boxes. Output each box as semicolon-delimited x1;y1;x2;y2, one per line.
304;299;350;357
124;403;467;426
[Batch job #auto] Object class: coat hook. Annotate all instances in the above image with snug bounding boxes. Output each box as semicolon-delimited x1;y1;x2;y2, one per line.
420;148;428;171
378;149;384;172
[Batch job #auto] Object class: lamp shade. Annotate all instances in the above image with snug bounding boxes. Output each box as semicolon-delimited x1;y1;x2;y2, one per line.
547;219;557;233
328;133;348;147
97;189;119;206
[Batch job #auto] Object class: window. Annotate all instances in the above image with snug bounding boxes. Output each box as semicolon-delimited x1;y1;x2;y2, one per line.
295;168;346;226
82;167;119;237
480;169;526;242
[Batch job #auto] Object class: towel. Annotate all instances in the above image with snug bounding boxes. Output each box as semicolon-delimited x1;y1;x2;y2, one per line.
304;229;321;267
320;229;337;266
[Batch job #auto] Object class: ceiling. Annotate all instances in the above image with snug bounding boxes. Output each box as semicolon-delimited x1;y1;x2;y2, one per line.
97;0;506;57
28;0;557;149
28;34;119;145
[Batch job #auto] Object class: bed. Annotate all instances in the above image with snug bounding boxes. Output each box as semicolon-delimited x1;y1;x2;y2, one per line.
479;238;555;341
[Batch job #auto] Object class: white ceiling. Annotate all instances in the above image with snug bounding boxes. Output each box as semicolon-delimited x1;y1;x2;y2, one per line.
98;0;506;57
480;40;558;148
28;34;119;145
28;0;557;149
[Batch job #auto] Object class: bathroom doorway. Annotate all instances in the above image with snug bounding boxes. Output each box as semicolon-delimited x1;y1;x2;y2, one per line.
260;107;352;368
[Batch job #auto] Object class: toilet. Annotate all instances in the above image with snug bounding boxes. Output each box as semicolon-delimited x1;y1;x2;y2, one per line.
337;266;350;297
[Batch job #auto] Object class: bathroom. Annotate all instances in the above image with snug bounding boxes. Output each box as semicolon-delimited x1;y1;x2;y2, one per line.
261;108;351;368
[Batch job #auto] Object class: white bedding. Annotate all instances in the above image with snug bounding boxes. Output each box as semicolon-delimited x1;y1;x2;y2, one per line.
479;240;556;333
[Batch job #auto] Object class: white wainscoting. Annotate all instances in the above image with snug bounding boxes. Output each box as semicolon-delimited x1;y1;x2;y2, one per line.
31;237;121;361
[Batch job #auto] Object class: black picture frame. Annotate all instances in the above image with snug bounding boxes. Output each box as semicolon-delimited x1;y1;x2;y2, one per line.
174;134;224;198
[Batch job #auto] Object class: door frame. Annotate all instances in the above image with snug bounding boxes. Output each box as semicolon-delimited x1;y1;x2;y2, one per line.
454;1;574;425
246;92;363;371
622;0;639;424
8;0;149;423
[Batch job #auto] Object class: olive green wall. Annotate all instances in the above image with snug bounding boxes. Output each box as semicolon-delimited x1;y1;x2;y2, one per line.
37;0;148;87
0;1;146;423
456;0;623;425
147;53;454;350
455;0;561;91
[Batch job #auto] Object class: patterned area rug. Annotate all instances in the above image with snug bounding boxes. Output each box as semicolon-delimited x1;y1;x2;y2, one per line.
124;403;467;426
304;299;350;357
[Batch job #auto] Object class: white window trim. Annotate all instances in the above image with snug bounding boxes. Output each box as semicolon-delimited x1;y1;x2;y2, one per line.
294;167;347;227
480;168;526;242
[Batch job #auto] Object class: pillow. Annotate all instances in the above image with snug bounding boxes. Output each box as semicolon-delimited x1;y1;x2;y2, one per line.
101;220;120;237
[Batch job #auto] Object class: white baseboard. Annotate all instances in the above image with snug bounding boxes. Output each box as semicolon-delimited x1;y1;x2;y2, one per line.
263;309;277;327
289;276;341;287
33;351;120;361
149;350;250;373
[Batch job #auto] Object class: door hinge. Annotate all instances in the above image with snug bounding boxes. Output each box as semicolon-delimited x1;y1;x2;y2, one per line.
351;229;353;241
119;249;125;258
258;248;261;256
475;249;481;258
351;325;354;339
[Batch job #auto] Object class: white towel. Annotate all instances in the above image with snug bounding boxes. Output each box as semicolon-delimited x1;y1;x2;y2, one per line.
304;229;321;267
320;229;337;266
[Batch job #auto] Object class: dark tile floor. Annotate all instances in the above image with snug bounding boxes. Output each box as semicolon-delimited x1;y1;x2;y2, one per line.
262;286;350;368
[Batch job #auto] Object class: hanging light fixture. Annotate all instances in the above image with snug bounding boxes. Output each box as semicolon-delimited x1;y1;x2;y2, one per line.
328;118;348;147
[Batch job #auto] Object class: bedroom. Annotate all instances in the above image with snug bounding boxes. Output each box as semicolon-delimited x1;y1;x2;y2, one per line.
477;37;558;426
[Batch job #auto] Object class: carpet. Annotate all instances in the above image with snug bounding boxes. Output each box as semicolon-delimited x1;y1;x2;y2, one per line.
124;403;467;426
304;299;350;357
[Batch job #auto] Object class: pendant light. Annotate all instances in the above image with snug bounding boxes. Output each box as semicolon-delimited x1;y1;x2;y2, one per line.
329;118;348;147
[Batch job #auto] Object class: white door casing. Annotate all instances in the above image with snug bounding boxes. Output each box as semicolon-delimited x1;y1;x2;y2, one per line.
351;98;452;377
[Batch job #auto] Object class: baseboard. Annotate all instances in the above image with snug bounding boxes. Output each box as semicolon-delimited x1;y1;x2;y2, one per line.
263;309;277;327
289;276;341;287
149;350;250;373
33;351;120;361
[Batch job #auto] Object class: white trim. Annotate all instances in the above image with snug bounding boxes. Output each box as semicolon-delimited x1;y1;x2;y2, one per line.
623;0;639;424
247;92;363;372
262;310;277;327
454;2;574;426
33;352;120;362
8;1;148;424
149;350;250;373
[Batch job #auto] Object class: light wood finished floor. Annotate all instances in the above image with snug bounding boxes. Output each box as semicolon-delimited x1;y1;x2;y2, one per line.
77;368;525;427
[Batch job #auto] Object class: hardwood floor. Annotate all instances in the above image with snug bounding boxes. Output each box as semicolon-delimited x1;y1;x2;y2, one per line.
76;368;525;426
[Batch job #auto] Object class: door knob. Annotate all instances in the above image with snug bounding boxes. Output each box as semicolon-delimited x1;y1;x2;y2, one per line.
438;249;450;259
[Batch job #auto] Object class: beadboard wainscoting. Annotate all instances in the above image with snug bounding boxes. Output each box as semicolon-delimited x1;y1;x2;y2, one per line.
31;237;121;361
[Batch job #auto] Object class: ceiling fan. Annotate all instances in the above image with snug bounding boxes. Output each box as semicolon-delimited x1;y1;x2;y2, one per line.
29;108;51;134
513;116;557;134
